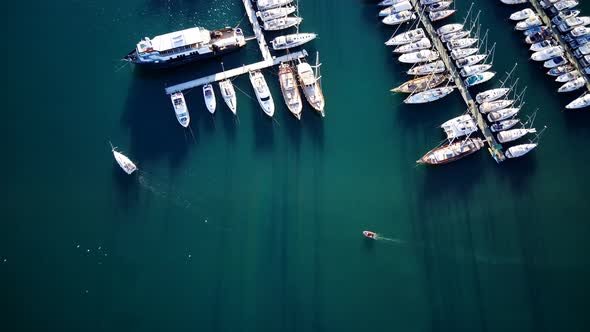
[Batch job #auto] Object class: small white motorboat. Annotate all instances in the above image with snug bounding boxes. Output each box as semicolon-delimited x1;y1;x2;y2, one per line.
447;37;478;50
271;33;317;50
529;39;558;52
479;99;515;114
547;64;574;76
556;70;580;83
202;84;216;114
263;16;302;31
407;60;446;75
429;9;456;22
404;86;455;104
382;10;416;25
516;16;542;30
465;71;496;87
491;119;520;132
437;23;463;36
460;64;492;77
487;107;520;122
393;38;431;53
170;92;190;127
544;56;567;68
497;128;537;143
455;54;487;68
558;77;585;92
531;46;564;61
218;79;237;115
398;49;439;63
566;93;590;109
378;1;412;17
561;16;590;30
510;8;535;21
504;144;537;158
249;70;275;117
427;1;453;12
570;26;590;37
451;47;478;60
256;6;297;22
385;28;425;46
476;88;510;104
110;143;138;175
554;0;579;12
551;9;580;25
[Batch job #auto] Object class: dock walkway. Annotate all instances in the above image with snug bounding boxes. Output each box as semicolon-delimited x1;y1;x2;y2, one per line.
165;51;307;94
409;0;506;163
243;0;273;61
529;0;590;91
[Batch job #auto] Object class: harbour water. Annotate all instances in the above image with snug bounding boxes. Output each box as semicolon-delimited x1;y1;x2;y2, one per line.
2;0;590;331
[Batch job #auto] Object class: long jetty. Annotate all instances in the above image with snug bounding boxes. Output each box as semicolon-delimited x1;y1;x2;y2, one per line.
242;0;272;61
529;0;590;91
409;0;506;162
165;51;307;94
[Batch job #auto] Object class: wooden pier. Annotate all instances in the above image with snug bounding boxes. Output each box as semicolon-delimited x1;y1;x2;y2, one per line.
529;0;590;92
408;0;506;162
165;51;307;94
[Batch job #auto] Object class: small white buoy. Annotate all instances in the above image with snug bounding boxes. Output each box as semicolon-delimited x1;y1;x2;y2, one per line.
204;219;208;223
98;246;102;250
2;259;6;263
76;245;80;248
86;249;90;253
188;254;192;258
85;290;89;294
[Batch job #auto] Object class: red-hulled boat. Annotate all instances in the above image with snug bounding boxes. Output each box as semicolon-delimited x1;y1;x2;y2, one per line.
417;138;484;165
363;231;377;239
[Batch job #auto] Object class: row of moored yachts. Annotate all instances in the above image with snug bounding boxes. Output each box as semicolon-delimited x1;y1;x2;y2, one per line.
377;0;541;164
503;0;590;109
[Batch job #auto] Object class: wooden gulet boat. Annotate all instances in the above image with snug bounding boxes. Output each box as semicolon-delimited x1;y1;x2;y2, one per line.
417;138;484;165
278;63;303;120
390;74;449;93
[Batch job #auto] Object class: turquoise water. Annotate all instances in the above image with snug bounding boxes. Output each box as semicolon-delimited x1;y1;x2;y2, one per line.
2;0;590;331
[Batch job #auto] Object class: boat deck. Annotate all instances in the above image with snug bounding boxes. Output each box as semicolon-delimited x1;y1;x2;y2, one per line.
409;0;506;163
529;0;590;92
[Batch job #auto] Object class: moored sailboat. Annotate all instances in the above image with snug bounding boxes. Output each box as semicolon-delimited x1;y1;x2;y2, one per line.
278;63;303;120
407;60;446;75
497;128;537;143
487;107;520;122
476;88;510;104
491;119;520;132
479;99;514;113
504;143;537;158
417;138;485;165
404;87;455;104
297;56;325;116
465;71;496;87
393;38;432;53
385;28;425;46
566;93;590;109
391;74;449;93
460;64;492;77
399;49;439;63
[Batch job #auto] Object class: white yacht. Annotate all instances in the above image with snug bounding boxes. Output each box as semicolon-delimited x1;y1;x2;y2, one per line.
441;114;478;140
393;38;431;53
571;26;590;37
257;0;295;11
551;9;580;25
382;10;416;25
170;92;190;127
437;23;463;36
407;60;446;75
558;77;585;92
297;60;325;116
440;30;470;42
487;108;520;122
218;79;237;115
500;0;528;4
505;144;537;158
497;128;537;143
544;56;567;68
378;0;408;6
476;88;510;104
558;16;590;32
556;70;580;82
263;16;302;31
399;49;439;63
271;33;317;50
203;84;216;114
427;1;453;12
378;1;412;17
509;8;535;21
447;37;478;50
385;28;425;46
429;9;456;22
554;0;579;12
491;119;520;132
278;63;303;120
516;16;542;30
110;143;138;175
249;70;275;117
531;46;564;61
460;64;492;77
479;99;514;113
566;93;590;109
529;39;558;52
404;87;455;104
456;54;486;68
451;48;478;60
256;6;297;22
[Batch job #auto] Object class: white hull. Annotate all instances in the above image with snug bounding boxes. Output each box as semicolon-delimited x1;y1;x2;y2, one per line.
249;70;275;117
440;30;470;43
505;143;537;158
447;38;478;50
263;17;302;31
257;6;297;22
427;1;453;12
558;77;585;92
487;107;519;122
382;10;416;25
491;119;520;132
544;56;567;68
393;38;431;53
378;0;408;6
501;0;528;4
271;33;317;50
399;50;439;63
170;92;190;127
441;114;478;139
257;0;295;11
529;39;558;52
378;1;412;17
456;54;486;68
566;93;590;109
407;60;446;75
111;146;137;175
437;23;463;36
203;84;216;114
479;99;514;113
451;47;478;60
571;26;590;37
386;28;425;46
556;70;580;82
516;16;542;30
476;88;510;104
554;0;579;12
460;64;492;77
404;87;454;104
219;79;237;114
497;128;537;143
510;8;535;21
531;46;564;61
429;9;456;22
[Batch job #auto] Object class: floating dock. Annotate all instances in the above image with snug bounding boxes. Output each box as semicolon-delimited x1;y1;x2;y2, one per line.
409;0;506;163
242;0;273;61
529;0;590;92
165;51;307;94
